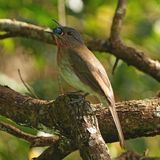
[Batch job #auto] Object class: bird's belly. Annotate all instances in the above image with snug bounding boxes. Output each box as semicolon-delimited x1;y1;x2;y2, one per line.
58;60;94;93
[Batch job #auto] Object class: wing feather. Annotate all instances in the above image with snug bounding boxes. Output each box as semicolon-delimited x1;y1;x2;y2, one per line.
68;46;125;148
68;47;114;103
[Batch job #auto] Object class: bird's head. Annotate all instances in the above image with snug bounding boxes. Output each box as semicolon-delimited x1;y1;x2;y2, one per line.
48;25;84;48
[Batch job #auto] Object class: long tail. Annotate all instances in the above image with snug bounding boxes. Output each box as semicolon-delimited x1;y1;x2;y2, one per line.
108;102;125;149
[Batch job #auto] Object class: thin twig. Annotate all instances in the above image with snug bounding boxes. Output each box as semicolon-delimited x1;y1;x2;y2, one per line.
110;0;126;42
18;69;39;99
0;32;17;39
112;58;119;74
0;121;59;147
109;0;126;72
58;0;66;25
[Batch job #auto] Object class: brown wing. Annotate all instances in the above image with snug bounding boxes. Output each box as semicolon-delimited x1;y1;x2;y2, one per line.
68;47;125;148
68;46;114;103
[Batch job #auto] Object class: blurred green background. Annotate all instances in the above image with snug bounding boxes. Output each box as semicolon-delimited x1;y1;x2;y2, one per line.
0;0;160;159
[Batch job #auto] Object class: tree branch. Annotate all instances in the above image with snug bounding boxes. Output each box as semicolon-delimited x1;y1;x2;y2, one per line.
0;85;110;159
1;85;160;159
0;121;58;147
0;32;17;39
0;85;160;143
0;18;159;81
53;93;111;160
0;19;54;44
110;0;126;42
116;151;160;160
109;0;126;73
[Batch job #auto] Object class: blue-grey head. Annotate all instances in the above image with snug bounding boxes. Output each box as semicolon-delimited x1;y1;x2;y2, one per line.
47;21;84;47
53;26;84;46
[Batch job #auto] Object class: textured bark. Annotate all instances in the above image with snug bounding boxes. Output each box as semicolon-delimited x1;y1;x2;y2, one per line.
97;92;160;143
0;85;160;159
1;84;160;160
0;85;160;143
53;94;111;160
115;151;160;160
0;85;111;159
0;121;58;147
1;85;160;159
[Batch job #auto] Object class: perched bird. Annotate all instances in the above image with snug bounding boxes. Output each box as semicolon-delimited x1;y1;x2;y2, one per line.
48;24;125;148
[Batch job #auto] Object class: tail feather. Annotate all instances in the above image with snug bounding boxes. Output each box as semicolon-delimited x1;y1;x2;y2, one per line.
108;103;125;149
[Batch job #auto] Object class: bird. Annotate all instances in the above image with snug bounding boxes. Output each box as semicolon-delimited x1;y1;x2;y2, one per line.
48;23;125;148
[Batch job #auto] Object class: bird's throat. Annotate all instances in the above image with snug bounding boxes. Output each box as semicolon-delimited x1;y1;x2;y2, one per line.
56;38;68;48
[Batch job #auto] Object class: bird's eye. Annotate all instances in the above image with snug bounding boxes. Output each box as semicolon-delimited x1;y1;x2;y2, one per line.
53;27;64;35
